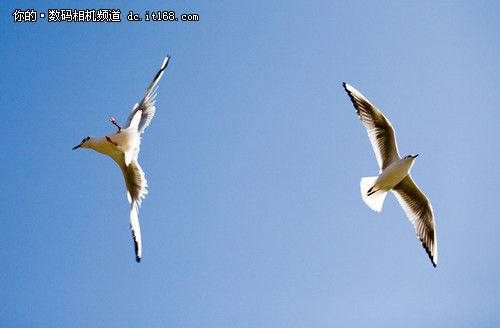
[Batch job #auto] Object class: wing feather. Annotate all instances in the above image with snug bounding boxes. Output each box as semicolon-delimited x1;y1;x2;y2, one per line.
123;56;170;134
111;153;148;262
392;175;438;267
343;83;400;170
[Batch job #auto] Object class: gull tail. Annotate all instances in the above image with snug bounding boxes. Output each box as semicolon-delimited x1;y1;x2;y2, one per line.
360;177;388;212
130;202;142;262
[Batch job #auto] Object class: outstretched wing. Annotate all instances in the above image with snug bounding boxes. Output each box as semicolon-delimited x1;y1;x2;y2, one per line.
123;56;170;134
392;175;438;267
343;83;400;171
111;152;148;262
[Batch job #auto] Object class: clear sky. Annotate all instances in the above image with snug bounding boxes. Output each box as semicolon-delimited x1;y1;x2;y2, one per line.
2;1;500;327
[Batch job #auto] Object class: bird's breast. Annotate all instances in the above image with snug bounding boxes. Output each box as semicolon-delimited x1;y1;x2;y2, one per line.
376;159;413;191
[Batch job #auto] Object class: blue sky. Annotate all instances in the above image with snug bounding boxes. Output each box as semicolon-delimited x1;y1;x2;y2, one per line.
2;1;500;327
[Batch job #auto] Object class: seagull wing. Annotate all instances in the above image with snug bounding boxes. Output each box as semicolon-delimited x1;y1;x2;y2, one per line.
129;202;142;262
123;56;170;134
343;83;400;170
392;175;438;267
111;151;148;262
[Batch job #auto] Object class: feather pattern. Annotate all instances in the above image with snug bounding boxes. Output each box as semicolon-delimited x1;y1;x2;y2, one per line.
124;56;170;134
343;83;400;171
392;176;438;267
111;151;148;262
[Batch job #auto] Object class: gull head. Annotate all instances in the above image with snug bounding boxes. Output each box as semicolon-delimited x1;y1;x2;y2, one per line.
403;154;419;162
72;136;92;150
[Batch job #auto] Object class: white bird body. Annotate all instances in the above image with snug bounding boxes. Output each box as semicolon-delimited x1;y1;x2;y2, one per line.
373;156;416;193
343;82;438;267
79;113;141;165
74;56;170;262
359;155;417;213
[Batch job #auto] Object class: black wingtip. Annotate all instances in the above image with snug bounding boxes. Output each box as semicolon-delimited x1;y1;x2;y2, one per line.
343;83;360;112
342;82;352;92
151;55;170;83
431;255;437;268
419;237;437;268
162;55;171;70
342;82;355;98
131;229;141;263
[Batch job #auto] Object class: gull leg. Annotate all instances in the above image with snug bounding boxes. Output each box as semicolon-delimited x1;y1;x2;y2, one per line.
110;117;122;131
106;136;118;146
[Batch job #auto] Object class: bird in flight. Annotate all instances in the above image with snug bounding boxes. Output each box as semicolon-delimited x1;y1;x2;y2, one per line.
73;56;170;262
343;83;437;267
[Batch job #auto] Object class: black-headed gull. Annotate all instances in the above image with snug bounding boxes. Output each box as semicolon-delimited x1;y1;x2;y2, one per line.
343;82;437;267
73;56;170;262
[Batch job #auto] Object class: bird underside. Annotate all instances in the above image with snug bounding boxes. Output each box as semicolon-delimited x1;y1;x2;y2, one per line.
360;177;388;212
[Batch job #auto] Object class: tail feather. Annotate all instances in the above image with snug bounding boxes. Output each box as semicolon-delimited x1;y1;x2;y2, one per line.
360;177;387;212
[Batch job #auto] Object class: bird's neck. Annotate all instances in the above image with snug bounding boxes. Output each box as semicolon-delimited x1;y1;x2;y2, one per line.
87;136;118;156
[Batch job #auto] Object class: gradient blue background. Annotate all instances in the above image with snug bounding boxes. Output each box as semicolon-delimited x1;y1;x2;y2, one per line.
2;1;500;327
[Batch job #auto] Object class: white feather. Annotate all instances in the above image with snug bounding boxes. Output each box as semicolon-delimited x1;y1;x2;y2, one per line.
360;177;387;212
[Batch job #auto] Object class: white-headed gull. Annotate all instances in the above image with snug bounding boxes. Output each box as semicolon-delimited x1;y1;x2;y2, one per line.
73;56;170;262
343;82;437;267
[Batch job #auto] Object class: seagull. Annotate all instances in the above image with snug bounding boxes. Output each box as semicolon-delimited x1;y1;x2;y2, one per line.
343;83;437;267
73;56;170;262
